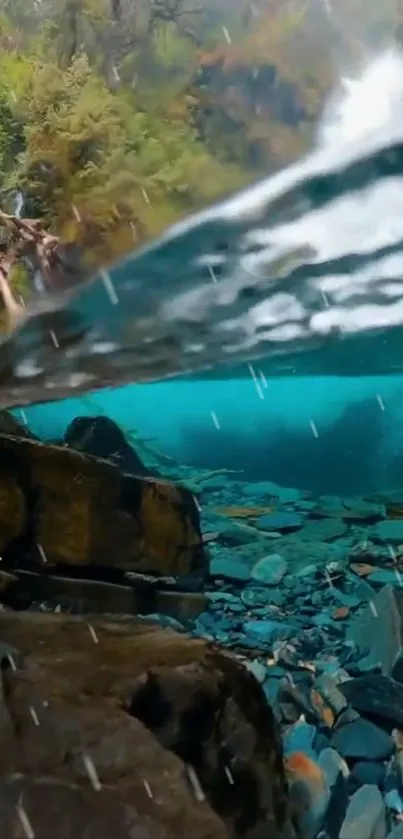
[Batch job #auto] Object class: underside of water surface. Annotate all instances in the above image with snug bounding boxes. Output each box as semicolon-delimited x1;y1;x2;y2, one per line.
1;2;403;839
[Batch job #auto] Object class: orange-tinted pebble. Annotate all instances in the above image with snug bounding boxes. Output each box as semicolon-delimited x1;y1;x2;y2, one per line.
332;606;350;620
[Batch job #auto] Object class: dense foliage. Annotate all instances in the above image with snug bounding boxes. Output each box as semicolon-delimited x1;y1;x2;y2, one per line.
0;0;399;273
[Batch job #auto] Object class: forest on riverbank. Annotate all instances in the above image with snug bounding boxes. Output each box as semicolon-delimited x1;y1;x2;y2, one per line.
0;0;400;279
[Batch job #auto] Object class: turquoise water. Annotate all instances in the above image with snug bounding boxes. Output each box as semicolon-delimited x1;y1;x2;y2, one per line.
18;372;403;496
17;48;403;500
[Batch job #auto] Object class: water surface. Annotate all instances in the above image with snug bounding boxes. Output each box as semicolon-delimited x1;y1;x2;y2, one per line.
3;52;403;407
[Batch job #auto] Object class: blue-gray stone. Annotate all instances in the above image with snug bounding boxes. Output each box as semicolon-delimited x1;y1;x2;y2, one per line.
245;658;267;683
318;748;349;788
332;590;361;608
387;823;403;839
331;718;394;761
241;587;271;607
242;481;301;504
384;788;403;815
339;785;386;839
350;761;385;788
283;719;317;758
243;618;295;643
255;512;303;532
262;677;283;713
372;520;403;543
314;673;347;715
348;586;403;681
209;557;250;581
207;592;240;604
350;577;377;602
251;553;288;585
201;475;228;490
368;569;403;586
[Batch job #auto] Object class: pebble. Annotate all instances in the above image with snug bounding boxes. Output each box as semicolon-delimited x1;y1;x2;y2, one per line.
342;498;385;521
350;761;385;789
255;511;304;532
348;586;403;681
251;553;288;585
332;606;350;621
384;788;403;816
245;658;267;683
313;674;347;716
190;480;403;838
241;587;271;607
319;748;350;787
372;520;403;543
283;719;317;759
209;557;250;581
331;718;394;761
299;518;347;541
368;569;403;586
339;784;386;839
207;592;240;604
242;481;302;504
242;618;296;643
285;751;330;839
387;825;403;839
340;675;403;728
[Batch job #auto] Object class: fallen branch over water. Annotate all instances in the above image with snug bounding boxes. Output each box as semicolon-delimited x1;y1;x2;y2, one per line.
0;209;83;329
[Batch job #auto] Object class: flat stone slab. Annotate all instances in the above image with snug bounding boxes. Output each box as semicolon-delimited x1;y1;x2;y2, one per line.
371;520;403;543
0;432;205;576
340;674;403;728
348;585;403;682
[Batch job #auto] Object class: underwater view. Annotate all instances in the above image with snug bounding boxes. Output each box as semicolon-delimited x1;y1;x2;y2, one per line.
2;1;403;838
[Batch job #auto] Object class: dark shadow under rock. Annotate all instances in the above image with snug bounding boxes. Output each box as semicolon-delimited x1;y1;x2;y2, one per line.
4;568;207;624
0;611;297;839
126;654;295;838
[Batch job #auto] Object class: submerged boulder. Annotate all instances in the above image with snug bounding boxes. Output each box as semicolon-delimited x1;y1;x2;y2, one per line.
64;414;155;477
0;611;296;839
0;433;205;577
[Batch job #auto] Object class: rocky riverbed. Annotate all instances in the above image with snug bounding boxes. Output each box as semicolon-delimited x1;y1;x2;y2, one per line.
1;413;403;837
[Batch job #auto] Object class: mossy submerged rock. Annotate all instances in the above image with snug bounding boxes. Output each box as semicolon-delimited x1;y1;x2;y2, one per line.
0;611;296;839
64;414;155;477
0;433;205;576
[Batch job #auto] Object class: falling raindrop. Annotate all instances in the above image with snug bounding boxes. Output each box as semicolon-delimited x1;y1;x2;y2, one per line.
101;270;119;305
88;623;99;644
185;764;205;801
16;800;35;839
211;411;220;429
82;753;102;791
309;420;319;438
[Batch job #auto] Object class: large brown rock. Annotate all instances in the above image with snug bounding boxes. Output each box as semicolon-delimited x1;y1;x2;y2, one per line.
0;433;204;576
0;611;296;839
0;475;25;552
